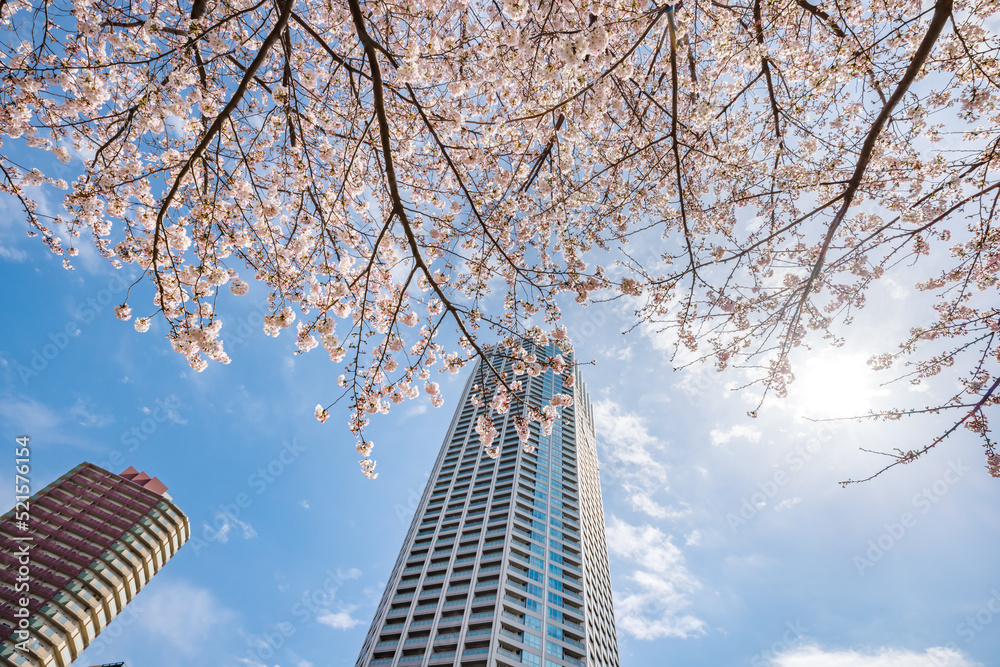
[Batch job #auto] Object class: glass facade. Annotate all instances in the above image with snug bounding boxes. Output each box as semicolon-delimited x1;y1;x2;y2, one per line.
356;343;620;667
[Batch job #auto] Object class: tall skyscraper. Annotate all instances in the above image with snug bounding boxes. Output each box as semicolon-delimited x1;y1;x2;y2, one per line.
0;463;189;666
356;343;620;667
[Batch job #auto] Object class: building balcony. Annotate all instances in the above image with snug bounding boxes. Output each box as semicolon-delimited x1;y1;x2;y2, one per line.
403;636;428;645
429;650;458;662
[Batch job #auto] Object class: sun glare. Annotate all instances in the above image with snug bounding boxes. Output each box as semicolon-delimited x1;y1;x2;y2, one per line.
786;351;888;419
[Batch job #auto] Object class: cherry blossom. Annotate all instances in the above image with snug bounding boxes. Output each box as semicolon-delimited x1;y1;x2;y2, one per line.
1;0;996;479
315;405;330;424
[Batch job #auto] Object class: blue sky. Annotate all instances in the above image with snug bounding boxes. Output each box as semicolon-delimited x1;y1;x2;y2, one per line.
1;200;999;667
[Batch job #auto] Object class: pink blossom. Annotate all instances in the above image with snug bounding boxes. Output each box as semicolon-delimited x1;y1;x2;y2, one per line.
315;405;330;423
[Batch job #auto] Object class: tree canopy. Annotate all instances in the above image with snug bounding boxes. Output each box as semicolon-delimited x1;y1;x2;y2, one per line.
1;0;997;479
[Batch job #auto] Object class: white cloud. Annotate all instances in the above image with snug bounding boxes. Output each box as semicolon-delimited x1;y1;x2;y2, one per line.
0;395;61;431
205;511;257;543
299;499;310;510
593;399;674;520
0;394;95;450
774;498;801;512
0;243;27;261
140;395;187;424
599;344;634;361
135;581;236;655
70;397;115;428
767;645;982;667
710;423;762;446
405;403;428;418
593;399;666;481
306;571;363;631
684;530;702;546
606;516;704;640
638;312;684;355
0;194;32;262
317;606;362;630
624;487;689;521
283;649;315;667
882;276;910;300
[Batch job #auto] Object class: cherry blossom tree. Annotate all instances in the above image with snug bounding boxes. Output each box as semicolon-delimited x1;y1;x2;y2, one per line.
0;0;996;479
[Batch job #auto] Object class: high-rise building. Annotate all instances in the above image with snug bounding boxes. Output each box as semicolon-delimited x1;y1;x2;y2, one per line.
0;463;189;666
356;343;620;667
